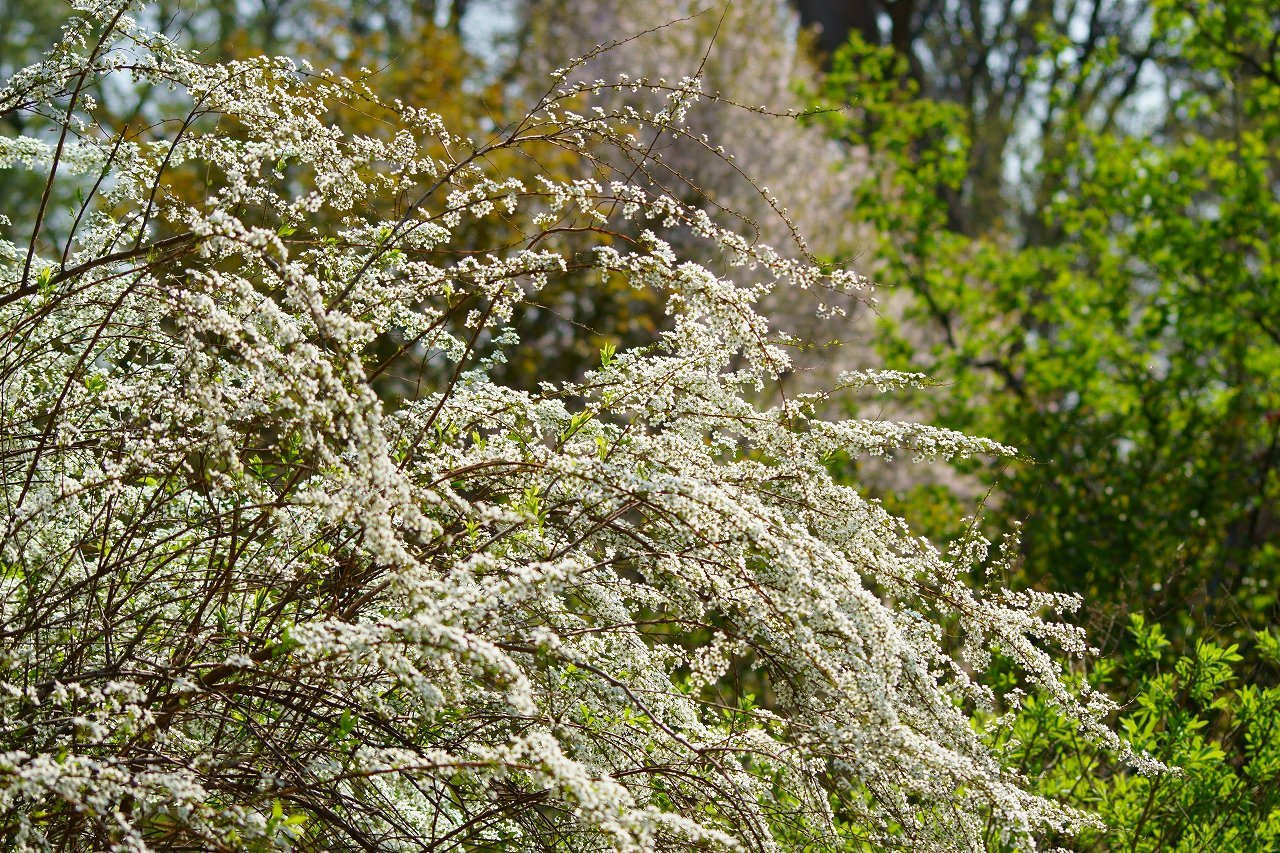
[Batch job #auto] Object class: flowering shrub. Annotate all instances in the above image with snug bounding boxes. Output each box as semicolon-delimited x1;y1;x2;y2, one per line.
0;3;1150;850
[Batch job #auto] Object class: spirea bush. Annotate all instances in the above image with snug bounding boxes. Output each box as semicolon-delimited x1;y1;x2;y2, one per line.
0;3;1154;850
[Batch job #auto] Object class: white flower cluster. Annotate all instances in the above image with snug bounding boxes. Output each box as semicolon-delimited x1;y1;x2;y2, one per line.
0;3;1154;851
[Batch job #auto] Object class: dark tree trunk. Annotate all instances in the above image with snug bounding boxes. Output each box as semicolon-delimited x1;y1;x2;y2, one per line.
793;0;881;59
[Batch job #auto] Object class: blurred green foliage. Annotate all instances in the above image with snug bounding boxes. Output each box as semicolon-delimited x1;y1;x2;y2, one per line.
816;2;1280;636
812;0;1280;845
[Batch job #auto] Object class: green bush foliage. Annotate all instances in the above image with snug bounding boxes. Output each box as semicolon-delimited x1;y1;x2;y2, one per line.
811;0;1280;845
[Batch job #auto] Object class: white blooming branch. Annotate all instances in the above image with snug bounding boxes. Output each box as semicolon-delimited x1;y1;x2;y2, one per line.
0;4;1152;851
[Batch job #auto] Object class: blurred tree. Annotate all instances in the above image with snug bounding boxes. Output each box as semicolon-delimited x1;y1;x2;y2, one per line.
797;0;1159;238
805;3;1280;844
506;0;867;387
815;1;1280;644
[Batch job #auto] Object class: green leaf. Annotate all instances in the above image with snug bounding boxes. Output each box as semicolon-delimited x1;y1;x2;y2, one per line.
36;266;54;295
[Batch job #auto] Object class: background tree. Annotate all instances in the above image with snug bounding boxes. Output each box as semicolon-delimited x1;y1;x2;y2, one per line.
815;0;1280;640
810;0;1280;846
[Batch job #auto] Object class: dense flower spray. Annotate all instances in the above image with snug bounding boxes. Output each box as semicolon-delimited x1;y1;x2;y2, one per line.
0;3;1153;850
